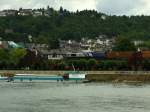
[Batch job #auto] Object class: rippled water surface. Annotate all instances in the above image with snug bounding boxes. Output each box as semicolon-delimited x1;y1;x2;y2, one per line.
0;82;150;112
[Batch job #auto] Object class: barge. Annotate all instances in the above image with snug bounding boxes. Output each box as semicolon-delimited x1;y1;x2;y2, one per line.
0;71;87;82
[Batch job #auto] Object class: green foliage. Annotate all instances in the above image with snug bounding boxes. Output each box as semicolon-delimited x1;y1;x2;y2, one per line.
0;49;9;63
113;37;136;51
0;8;150;43
87;59;97;70
100;60;128;70
48;38;60;49
77;59;88;70
143;59;150;70
9;48;27;65
0;48;27;69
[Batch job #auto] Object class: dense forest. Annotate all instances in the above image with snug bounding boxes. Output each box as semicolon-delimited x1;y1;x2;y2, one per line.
0;7;150;43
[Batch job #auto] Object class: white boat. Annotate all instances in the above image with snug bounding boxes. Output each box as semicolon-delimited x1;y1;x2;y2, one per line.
63;71;87;81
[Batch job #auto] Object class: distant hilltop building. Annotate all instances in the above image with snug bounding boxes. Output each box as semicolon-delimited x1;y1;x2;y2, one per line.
32;10;43;17
0;11;6;17
18;8;33;16
0;10;17;16
0;8;51;17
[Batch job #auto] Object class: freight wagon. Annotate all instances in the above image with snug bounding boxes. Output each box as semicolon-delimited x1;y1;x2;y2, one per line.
142;51;150;59
106;51;134;59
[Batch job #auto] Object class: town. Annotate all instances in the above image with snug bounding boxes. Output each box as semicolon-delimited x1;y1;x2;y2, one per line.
0;35;150;71
0;7;150;71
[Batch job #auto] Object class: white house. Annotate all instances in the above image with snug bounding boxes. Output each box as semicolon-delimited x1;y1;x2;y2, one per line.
0;11;6;17
33;10;43;17
18;9;33;16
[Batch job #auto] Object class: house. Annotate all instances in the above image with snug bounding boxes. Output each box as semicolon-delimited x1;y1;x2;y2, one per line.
40;50;64;60
24;43;48;51
59;40;82;52
33;10;43;17
0;10;17;17
48;53;64;60
94;36;115;51
4;10;17;16
0;11;6;17
18;9;33;16
43;11;51;17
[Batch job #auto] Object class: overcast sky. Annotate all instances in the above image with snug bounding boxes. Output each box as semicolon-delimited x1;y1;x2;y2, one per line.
0;0;150;15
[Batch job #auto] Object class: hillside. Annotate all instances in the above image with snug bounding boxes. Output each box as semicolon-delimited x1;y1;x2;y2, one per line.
0;7;150;43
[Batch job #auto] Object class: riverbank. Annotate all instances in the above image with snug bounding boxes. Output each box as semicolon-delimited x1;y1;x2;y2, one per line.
1;70;150;82
86;74;150;83
86;71;150;83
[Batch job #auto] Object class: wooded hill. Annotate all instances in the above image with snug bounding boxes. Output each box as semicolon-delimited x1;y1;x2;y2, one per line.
0;7;150;43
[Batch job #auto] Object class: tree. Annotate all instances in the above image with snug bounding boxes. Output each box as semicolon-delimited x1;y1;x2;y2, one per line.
59;6;64;14
113;37;136;51
0;49;9;62
77;59;88;70
48;38;60;49
87;59;97;70
9;48;27;66
0;49;9;69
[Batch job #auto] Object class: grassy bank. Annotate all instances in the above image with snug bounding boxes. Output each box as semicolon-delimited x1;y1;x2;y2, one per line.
86;74;150;83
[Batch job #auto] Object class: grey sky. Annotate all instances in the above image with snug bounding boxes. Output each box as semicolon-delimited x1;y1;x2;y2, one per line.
0;0;149;15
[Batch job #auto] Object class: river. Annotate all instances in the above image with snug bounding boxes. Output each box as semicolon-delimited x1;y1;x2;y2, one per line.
0;82;150;112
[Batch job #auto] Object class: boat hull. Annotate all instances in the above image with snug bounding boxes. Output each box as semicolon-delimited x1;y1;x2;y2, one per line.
0;74;86;83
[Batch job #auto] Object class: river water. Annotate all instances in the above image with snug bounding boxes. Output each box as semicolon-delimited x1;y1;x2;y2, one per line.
0;82;150;112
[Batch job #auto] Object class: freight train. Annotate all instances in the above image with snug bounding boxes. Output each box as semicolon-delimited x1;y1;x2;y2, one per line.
65;51;150;60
